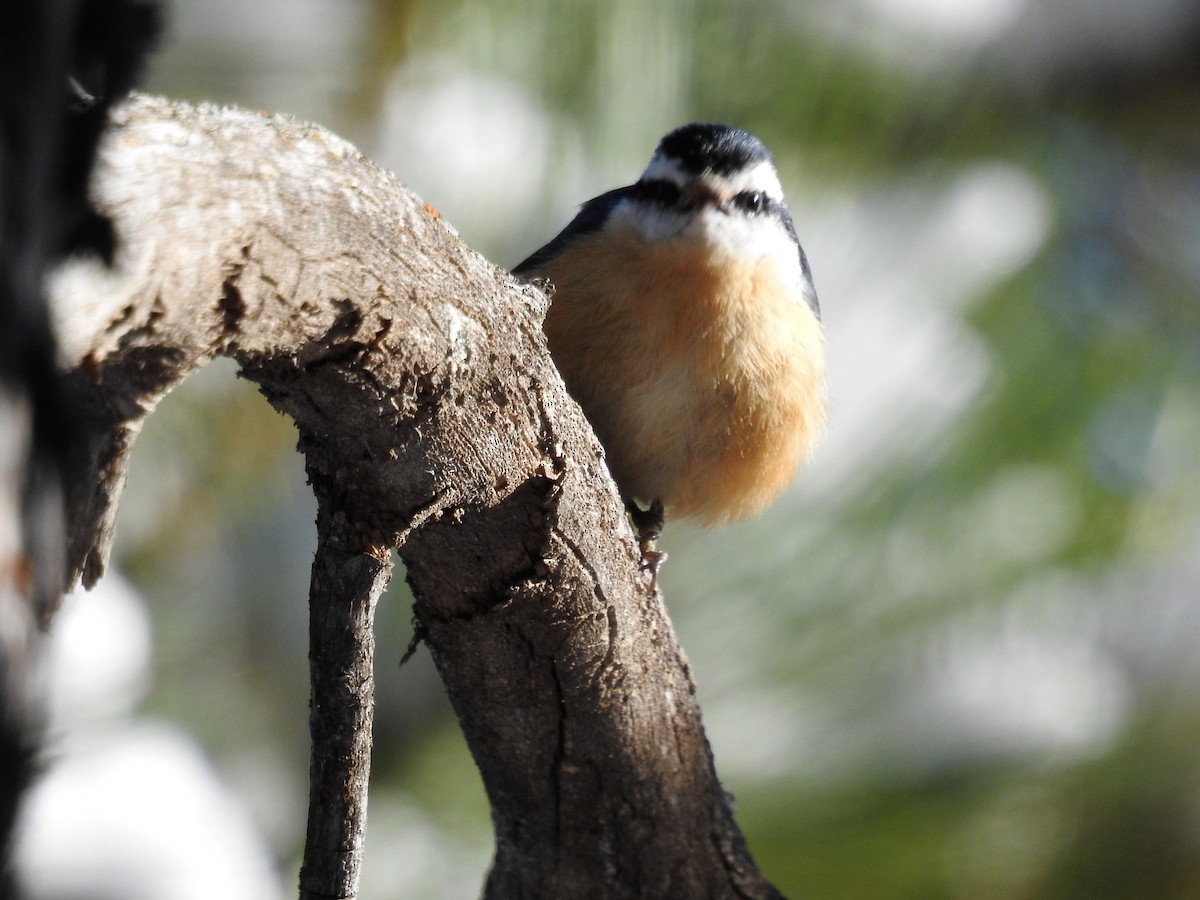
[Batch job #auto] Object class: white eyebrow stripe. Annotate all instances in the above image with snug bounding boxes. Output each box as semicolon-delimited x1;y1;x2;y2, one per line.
721;160;784;200
640;154;690;185
640;155;784;202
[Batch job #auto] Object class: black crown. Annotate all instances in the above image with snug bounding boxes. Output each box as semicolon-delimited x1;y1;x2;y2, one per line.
656;123;771;176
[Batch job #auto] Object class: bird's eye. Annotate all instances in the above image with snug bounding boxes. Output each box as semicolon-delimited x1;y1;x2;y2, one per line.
734;191;768;214
637;179;681;207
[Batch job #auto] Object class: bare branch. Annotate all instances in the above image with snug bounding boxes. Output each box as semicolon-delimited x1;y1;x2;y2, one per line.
51;94;784;899
299;522;388;899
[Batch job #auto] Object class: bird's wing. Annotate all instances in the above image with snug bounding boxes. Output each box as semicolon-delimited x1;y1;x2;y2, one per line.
778;205;820;318
511;186;636;277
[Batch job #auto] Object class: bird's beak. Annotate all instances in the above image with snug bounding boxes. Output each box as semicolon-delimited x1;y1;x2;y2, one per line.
681;177;732;212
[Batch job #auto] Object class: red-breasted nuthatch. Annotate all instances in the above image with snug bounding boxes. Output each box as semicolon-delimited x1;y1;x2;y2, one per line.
514;123;826;541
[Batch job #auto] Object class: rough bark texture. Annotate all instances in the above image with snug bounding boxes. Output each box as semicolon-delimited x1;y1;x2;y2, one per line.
51;93;784;899
299;518;387;899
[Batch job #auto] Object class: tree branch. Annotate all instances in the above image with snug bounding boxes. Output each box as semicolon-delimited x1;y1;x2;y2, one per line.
299;513;388;899
51;94;784;899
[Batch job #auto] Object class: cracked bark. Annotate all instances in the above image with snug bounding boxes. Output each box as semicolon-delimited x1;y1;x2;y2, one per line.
51;94;785;899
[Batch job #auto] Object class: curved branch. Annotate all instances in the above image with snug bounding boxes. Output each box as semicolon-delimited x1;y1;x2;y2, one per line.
52;94;783;899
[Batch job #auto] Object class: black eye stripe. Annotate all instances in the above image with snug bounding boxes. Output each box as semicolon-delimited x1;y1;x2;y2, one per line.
732;190;775;215
634;179;682;206
634;180;779;217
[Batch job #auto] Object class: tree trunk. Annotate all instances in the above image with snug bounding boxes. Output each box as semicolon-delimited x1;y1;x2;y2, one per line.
51;93;785;900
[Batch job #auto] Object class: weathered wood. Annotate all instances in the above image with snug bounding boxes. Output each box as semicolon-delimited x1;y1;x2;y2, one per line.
299;519;387;899
51;94;784;899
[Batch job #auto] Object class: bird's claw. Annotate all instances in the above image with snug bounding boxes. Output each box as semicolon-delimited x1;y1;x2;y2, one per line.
628;499;667;588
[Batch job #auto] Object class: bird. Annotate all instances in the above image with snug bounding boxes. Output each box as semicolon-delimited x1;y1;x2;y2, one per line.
513;123;826;549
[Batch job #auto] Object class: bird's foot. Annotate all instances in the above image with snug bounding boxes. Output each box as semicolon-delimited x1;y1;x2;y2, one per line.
627;498;664;543
638;545;667;588
627;499;667;588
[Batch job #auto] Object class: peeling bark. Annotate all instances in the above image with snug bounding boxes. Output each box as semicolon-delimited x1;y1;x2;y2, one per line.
51;94;784;899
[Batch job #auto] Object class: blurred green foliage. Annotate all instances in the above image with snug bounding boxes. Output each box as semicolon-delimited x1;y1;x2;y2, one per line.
124;0;1200;896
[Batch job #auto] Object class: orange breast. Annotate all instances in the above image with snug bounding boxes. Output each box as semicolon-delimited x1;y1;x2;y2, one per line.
536;228;826;524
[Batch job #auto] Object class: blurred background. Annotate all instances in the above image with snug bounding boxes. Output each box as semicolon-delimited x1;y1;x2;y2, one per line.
15;0;1200;897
